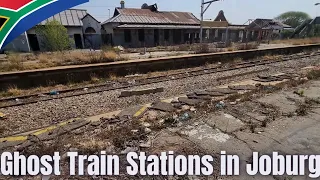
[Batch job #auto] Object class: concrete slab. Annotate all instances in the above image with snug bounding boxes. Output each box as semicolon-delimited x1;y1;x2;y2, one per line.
302;86;320;99
150;130;192;154
179;122;252;159
178;97;205;106
119;87;164;97
208;88;238;94
204;112;245;133
117;105;146;118
261;116;320;154
228;85;257;91
257;92;304;114
151;101;176;112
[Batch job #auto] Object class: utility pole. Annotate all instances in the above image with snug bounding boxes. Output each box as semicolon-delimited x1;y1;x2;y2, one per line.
200;0;221;43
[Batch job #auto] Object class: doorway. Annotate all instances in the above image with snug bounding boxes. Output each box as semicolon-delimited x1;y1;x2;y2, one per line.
27;34;40;51
154;29;159;46
74;34;83;49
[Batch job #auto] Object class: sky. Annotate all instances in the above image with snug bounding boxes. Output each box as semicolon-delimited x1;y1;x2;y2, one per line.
76;0;320;24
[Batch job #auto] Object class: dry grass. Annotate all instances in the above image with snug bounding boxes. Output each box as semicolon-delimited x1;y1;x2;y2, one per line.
235;42;259;50
271;37;320;45
0;49;125;72
7;86;23;96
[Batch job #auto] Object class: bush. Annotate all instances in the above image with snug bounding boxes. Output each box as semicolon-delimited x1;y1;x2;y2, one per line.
35;20;73;51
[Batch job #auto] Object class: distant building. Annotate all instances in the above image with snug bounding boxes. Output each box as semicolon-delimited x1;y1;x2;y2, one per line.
244;19;293;41
3;9;101;52
201;10;247;44
101;2;201;48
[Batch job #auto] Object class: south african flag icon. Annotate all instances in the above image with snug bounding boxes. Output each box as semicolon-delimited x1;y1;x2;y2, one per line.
0;0;89;50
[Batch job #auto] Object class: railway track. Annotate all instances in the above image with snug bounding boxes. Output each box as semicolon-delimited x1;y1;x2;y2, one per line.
0;51;319;108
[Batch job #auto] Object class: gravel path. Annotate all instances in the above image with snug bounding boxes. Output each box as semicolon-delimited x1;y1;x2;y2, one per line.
0;55;319;136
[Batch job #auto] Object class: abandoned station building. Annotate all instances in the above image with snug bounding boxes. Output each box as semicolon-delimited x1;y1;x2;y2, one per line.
2;1;293;52
3;9;102;52
102;2;201;48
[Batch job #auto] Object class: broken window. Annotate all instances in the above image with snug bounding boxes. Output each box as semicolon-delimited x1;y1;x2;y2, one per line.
138;29;145;42
124;29;131;43
164;29;170;41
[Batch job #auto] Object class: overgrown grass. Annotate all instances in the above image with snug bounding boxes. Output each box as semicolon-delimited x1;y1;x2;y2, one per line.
0;48;126;72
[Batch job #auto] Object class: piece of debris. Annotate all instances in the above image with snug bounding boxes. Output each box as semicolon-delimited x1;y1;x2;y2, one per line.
119;87;164;97
120;147;138;154
83;88;89;91
0;112;5;119
91;121;101;127
145;110;158;121
49;90;59;95
125;74;142;78
69;148;79;152
170;97;179;103
178;97;204;106
145;128;152;133
15;98;19;102
215;101;226;109
139;141;151;148
142;122;151;127
208;88;237;94
179;113;191;121
151;101;176;112
230;101;237;105
181;105;191;111
228;85;256;91
190;107;196;112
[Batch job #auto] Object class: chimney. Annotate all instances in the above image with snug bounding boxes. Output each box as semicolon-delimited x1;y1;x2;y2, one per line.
120;0;125;9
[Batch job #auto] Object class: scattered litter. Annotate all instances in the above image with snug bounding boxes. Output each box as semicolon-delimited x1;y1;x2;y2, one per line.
181;105;190;111
125;74;142;78
83;88;88;91
49;90;59;95
170;97;179;103
171;76;175;80
218;62;222;65
121;147;138;154
131;129;139;134
179;113;191;121
215;101;226;109
230;101;237;105
142;122;151;127
69;148;79;152
91;121;101;127
0;112;5;119
145;127;152;133
15;98;19;102
140;140;151;148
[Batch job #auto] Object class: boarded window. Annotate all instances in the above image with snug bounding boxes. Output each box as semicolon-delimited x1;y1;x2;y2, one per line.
138;29;145;42
124;29;131;43
164;30;170;41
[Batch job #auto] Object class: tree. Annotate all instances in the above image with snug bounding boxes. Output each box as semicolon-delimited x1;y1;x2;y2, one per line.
275;11;311;28
35;20;73;51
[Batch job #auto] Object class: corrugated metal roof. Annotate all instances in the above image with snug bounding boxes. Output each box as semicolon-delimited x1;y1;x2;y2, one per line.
246;19;292;30
117;24;200;29
102;8;200;25
39;9;87;26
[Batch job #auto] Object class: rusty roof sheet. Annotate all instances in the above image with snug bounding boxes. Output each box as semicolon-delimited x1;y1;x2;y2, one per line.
117;24;200;29
102;8;200;25
39;9;87;26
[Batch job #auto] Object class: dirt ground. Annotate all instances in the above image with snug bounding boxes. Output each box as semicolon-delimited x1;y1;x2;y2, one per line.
1;67;320;179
